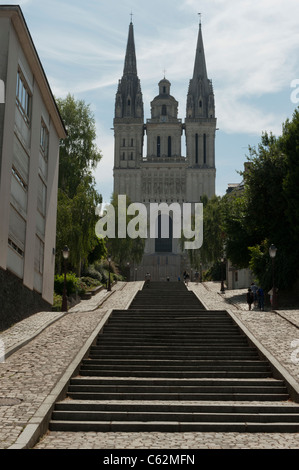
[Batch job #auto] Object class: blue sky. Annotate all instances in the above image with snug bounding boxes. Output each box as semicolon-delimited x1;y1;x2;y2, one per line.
9;0;299;202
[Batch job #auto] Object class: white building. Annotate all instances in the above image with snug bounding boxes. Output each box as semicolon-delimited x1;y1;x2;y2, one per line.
0;6;66;329
113;21;216;280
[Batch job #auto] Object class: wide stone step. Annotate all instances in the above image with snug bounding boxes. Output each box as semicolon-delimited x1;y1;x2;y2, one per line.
50;409;299;424
67;392;289;401
79;365;271;373
53;401;299;414
96;335;246;342
48;420;299;433
70;378;283;387
78;370;274;378
89;352;260;360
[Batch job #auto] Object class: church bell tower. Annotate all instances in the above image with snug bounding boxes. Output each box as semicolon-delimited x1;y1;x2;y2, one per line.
113;21;144;201
185;21;216;199
113;19;216;280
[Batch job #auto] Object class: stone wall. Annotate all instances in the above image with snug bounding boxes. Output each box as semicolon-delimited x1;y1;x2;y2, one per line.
0;267;51;331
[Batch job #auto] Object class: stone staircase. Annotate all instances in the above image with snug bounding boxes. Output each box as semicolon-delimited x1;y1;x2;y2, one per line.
49;282;299;432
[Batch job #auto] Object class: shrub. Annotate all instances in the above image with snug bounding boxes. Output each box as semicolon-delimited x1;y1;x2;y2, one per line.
54;272;79;296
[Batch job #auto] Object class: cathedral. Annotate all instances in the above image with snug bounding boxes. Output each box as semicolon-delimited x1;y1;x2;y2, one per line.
113;20;216;281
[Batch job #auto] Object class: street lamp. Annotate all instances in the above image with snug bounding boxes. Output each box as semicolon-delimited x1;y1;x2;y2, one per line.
220;257;225;293
62;245;70;312
269;244;277;310
127;262;130;282
107;254;112;291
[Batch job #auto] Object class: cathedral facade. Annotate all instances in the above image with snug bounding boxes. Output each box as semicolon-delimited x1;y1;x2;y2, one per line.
113;21;216;281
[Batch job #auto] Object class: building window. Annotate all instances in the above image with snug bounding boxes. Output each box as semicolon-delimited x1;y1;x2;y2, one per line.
123;139;126;147
40;120;49;157
203;133;207;164
8;238;24;257
195;133;199;164
157;136;161;157
162;104;167;116
16;69;31;125
37;176;47;216
34;236;44;275
8;205;26;254
168;136;171;157
12;166;27;190
131;138;134;147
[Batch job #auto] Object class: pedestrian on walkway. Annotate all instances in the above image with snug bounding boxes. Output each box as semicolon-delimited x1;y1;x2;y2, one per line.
250;282;258;308
145;272;151;287
185;272;190;286
257;286;264;311
246;288;254;310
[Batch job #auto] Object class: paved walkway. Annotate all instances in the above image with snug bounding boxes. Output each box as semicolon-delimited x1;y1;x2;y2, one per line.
0;281;298;450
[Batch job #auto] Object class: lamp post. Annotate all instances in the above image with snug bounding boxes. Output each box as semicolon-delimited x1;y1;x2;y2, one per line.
269;244;277;310
127;262;130;282
62;245;70;312
107;254;112;291
220;257;225;293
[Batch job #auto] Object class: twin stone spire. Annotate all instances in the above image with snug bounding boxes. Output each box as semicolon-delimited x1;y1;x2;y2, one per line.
113;20;217;280
115;21;215;122
113;20;216;205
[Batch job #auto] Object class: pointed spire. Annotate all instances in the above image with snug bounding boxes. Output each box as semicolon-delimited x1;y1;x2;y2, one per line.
115;21;143;120
192;22;208;86
123;21;137;76
186;22;215;119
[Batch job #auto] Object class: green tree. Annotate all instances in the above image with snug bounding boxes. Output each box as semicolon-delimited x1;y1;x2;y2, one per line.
56;94;102;198
223;126;298;291
99;194;146;273
180;195;225;271
281;108;299;246
55;95;103;274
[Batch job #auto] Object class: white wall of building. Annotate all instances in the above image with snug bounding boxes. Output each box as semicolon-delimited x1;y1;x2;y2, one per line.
0;7;66;307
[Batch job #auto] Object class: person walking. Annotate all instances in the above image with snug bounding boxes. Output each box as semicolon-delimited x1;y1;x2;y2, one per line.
145;272;151;287
250;282;258;308
246;288;254;310
257;286;264;311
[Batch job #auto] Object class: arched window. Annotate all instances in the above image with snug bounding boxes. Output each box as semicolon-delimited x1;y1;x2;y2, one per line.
162;104;167;116
203;134;207;164
195;133;199;164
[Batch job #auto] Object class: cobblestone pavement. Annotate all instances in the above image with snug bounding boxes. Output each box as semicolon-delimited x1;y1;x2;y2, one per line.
0;281;299;450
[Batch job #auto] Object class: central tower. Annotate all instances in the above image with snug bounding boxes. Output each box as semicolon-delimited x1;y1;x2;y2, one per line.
113;20;216;280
